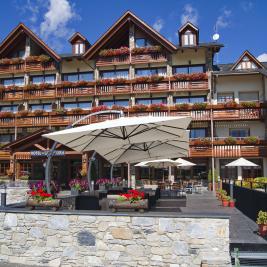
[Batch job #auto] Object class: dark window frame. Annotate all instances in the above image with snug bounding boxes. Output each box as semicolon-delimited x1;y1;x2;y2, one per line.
172;64;205;74
62;71;94;82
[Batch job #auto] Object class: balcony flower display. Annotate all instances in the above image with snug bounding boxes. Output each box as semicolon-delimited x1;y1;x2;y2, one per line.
24;84;38;90
244;136;259;145
25;54;51;63
0;111;14;118
111;105;128;111
76;80;93;87
224;100;237;108
91;105;109;113
131;45;162;55
99;47;129;57
150;75;165;83
192;102;207;110
38;83;53;89
240;101;257;108
57;81;75;88
18;110;29;116
224;136;237;145
0;57;24;65
133;75;165;84
150;103;167;111
96;78;127;86
173;72;208;81
132;104;148;112
33;109;44;116
55;107;67;115
194;138;211;146
71;107;84;114
175;103;190;111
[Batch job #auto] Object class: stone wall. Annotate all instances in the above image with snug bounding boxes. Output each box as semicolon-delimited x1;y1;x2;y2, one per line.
0;212;231;267
0;187;28;205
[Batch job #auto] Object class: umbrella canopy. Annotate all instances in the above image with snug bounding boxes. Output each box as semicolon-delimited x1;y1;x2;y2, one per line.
175;158;196;168
225;157;258;167
135;159;179;168
43;116;191;153
101;138;189;164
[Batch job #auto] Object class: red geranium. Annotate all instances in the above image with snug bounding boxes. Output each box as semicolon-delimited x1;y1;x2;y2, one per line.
119;189;145;203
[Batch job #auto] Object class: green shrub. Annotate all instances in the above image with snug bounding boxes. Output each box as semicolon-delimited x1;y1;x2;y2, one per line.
253;177;267;189
224;136;237;145
256;210;267;225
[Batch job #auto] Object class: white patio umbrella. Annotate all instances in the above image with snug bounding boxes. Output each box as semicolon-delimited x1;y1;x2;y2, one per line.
175;158;196;168
225;157;258;180
135;159;181;182
225;157;258;199
43;116;191;153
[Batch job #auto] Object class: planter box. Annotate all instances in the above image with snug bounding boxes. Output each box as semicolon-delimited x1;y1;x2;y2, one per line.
258;224;267;237
26;198;62;211
109;199;148;213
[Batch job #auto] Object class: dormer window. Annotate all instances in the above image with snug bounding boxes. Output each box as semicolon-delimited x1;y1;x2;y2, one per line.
74;43;85;55
178;22;199;47
236;56;257;70
183;30;195;46
69;32;90;56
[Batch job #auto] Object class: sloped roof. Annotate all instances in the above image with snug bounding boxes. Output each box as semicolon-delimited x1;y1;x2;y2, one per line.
231;50;265;71
179;22;199;33
0;23;61;61
83;11;177;59
69;32;90;46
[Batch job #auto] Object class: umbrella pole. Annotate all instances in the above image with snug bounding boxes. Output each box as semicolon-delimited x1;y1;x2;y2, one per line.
87;151;96;191
110;164;114;179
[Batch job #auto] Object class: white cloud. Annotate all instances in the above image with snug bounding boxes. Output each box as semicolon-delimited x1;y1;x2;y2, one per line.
257;53;267;62
180;4;198;25
215;9;232;32
241;1;253;12
153;18;164;32
40;0;77;40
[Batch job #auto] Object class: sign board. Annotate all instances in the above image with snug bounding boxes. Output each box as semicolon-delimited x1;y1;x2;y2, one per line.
30;150;65;157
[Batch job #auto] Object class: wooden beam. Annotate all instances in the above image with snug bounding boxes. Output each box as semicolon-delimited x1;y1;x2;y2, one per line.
33;144;46;151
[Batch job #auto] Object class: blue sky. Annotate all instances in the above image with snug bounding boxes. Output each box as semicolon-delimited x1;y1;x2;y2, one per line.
1;0;267;64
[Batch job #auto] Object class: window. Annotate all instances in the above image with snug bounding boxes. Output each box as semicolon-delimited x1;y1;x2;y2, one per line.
236;57;257;70
135;38;152;47
190;128;206;139
31;75;55;84
173;65;204;74
63;72;94;82
99;99;129;107
174;96;206;104
74;43;85;55
20;162;32;177
2;77;24;87
29;104;52;112
0;134;14;143
100;70;129;79
135;67;167;77
12;50;25;58
183;31;195;46
0;105;18;112
239;92;259;101
229;128;250;138
217;93;234;103
63;102;92;110
0;162;10;176
135;98;167;105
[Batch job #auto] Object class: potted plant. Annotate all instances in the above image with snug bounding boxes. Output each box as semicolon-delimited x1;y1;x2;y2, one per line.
240;101;257;108
222;195;230;207
208;169;219;191
224;136;237;145
26;181;62;211
69;179;85;195
256;210;267;237
96;178;111;190
229;198;236;208
244;136;259;145
109;189;148;212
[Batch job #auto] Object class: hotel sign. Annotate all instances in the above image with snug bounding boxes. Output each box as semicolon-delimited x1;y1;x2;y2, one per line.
30;150;65;157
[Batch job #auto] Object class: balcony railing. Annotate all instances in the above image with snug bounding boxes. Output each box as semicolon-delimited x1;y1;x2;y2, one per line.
131;52;167;64
96;83;131;95
96;55;130;66
170;80;209;91
0;61;56;74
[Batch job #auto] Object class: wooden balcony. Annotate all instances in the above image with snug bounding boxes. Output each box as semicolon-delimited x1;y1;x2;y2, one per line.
0;61;56;74
132;81;169;93
96;55;130;66
170;80;209;91
131;52;167;64
96;83;131;95
189;145;267;158
0;150;10;160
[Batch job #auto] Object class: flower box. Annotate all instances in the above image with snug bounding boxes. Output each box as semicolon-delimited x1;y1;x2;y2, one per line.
109;199;148;213
26;198;62;211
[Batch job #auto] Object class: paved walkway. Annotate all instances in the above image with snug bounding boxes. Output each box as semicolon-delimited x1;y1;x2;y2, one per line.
179;190;267;248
